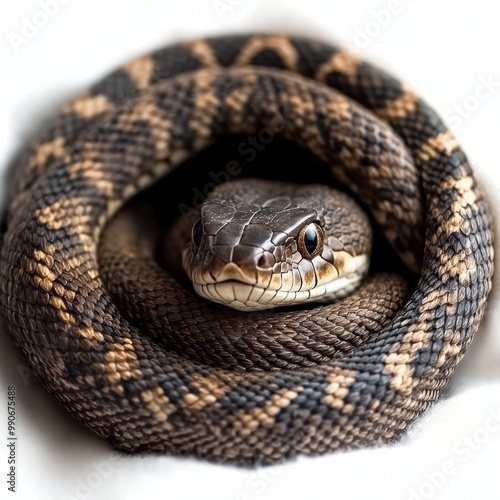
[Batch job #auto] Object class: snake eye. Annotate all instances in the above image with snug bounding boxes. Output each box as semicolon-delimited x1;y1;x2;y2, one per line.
298;223;323;259
192;218;203;249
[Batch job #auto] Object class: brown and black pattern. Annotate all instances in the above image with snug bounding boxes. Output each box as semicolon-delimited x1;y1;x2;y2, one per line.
0;35;494;465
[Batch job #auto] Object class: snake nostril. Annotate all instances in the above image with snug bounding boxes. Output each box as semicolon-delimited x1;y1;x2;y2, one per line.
257;252;274;269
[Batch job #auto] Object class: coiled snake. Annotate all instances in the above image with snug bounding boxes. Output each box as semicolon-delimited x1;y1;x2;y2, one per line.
0;34;494;465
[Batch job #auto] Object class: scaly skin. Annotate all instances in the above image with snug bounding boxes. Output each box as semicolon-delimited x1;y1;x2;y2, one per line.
0;35;494;465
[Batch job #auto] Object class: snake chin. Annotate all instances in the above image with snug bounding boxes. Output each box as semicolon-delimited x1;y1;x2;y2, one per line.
192;254;370;311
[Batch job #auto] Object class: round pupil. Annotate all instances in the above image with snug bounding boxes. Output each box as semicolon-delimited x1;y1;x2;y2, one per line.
304;225;318;255
192;219;203;248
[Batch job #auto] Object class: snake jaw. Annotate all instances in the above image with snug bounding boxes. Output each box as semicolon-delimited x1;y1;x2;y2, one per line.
184;229;371;310
190;252;370;310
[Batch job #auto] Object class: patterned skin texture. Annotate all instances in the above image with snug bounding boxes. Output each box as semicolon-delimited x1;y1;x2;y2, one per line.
0;35;494;465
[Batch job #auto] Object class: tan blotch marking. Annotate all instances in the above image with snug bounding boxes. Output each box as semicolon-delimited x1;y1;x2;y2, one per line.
189;70;220;141
32;247;55;267
49;296;66;310
123;55;155;89
53;282;76;302
322;367;357;413
103;338;141;389
140;387;176;424
384;318;432;395
233;387;302;436
438;248;477;286
58;311;77;325
336;93;390;169
25;247;58;293
224;71;258;131
430;170;481;285
383;286;459;393
27;246;79;322
418;131;459;161
315;96;354;159
370;150;416;183
36;198;93;232
316;50;359;83
69;159;115;197
119;98;171;159
29;136;68;169
182;374;228;411
327;94;352;121
435;330;462;368
80;327;105;343
421;287;450;312
284;91;352;161
65;93;111;119
376;88;418;119
186;39;219;67
286;89;317;141
430;171;478;238
440;169;473;192
446;175;478;227
235;35;299;71
27;244;98;316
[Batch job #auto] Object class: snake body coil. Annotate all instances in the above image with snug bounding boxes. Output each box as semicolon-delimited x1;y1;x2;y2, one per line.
0;35;494;464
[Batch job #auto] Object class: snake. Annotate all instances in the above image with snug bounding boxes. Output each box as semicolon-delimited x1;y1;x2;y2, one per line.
0;34;494;465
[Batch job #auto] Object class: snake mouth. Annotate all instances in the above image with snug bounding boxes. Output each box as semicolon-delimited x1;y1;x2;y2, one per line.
193;254;370;311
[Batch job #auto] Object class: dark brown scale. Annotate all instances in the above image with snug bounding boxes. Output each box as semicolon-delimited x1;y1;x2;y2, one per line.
0;35;494;465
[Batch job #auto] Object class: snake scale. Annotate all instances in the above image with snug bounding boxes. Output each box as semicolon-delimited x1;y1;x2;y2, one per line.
0;34;494;465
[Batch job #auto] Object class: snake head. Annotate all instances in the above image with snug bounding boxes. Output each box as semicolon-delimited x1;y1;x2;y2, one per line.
182;179;372;310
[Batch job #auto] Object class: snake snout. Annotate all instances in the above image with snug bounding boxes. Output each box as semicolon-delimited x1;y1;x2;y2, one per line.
210;244;275;286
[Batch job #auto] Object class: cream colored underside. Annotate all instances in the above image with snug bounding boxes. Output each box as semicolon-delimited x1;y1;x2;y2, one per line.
194;254;370;311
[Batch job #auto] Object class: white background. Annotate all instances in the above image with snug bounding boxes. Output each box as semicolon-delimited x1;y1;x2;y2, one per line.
1;1;500;499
